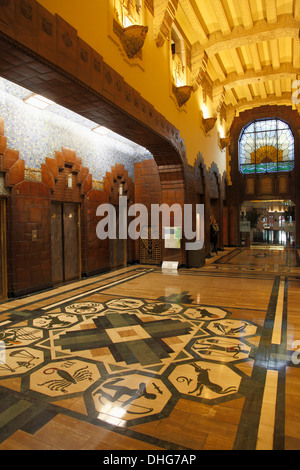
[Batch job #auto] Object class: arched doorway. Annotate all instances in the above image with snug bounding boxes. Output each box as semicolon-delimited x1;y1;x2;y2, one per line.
240;199;295;248
228;107;300;247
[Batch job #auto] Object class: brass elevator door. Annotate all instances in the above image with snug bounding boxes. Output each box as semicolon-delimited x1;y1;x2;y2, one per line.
51;203;80;284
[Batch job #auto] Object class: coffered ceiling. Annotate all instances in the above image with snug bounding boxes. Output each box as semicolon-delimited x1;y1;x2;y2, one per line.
161;0;300;120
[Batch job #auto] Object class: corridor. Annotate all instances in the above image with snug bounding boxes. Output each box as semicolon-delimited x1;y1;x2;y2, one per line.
0;246;299;450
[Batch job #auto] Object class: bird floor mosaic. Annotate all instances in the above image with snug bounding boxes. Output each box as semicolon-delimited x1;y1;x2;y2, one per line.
0;293;258;428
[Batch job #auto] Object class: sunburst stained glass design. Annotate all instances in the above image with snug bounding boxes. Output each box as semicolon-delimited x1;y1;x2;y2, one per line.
239;119;294;174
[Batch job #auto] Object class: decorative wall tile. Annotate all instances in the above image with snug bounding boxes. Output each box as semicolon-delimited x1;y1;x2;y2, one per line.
0;174;9;195
0;78;153;181
25;167;42;182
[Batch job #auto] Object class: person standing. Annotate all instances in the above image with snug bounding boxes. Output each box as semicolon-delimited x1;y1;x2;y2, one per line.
210;215;219;255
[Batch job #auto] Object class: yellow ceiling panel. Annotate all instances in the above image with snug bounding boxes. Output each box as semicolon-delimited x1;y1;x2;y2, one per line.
277;0;294;16
281;77;292;93
194;0;220;34
249;0;265;22
278;37;292;63
258;41;272;67
177;2;200;45
222;0;241;27
217;49;236;74
238;45;253;70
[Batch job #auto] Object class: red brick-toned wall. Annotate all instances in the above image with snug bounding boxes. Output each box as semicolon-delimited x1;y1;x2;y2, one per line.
134;158;228;265
8;181;52;297
81;189;110;277
134;160;162;261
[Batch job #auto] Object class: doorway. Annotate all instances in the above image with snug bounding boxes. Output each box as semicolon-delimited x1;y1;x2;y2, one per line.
240;200;295;247
51;203;81;284
0;199;7;300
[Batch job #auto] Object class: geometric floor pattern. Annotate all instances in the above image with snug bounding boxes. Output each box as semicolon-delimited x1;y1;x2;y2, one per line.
0;247;300;450
1;296;258;427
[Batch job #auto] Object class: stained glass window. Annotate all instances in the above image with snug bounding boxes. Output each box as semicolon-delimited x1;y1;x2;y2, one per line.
239;119;294;174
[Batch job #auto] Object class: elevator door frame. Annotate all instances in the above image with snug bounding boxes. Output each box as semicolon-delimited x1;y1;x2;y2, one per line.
0;198;7;301
51;202;81;285
109;204;127;270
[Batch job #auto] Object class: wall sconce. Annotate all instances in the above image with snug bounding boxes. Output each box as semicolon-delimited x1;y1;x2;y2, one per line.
67;173;73;189
120;24;148;58
202;116;217;133
220;136;230;150
173;85;193;107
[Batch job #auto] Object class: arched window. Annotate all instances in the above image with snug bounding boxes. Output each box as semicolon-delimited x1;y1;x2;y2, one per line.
239;118;294;174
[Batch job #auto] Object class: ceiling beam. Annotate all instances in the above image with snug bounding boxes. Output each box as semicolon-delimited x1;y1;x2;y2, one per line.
232;92;297;113
239;0;253;29
270;38;280;69
265;0;277;24
214;63;298;89
293;37;300;68
294;0;300;21
258;82;267;100
179;0;208;44
230;48;244;75
199;14;299;57
274;79;282;97
209;54;227;82
210;0;231;35
249;43;262;71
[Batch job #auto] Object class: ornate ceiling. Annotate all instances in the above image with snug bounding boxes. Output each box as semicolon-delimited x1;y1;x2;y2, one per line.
153;0;300;124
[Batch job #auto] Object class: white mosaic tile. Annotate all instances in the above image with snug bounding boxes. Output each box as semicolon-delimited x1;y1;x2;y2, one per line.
0;78;153;181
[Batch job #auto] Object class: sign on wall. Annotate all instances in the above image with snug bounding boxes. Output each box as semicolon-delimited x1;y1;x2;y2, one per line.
164;227;181;249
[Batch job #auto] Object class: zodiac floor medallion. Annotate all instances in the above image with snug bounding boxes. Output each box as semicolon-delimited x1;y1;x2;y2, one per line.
0;296;258;426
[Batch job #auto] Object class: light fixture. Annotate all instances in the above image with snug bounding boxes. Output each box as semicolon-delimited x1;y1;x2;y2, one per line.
92;125;109;135
123;14;134;28
201;104;209;119
173;85;193;107
219;136;230;150
202;116;217;133
119;184;123;196
67;173;73;189
23;93;54;109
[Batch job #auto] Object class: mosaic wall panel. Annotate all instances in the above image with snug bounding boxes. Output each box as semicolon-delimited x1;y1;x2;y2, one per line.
0;174;9;196
0;79;153;182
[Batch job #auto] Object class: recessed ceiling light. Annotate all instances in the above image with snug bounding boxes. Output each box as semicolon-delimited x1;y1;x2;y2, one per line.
92;125;109;135
23;93;54;109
